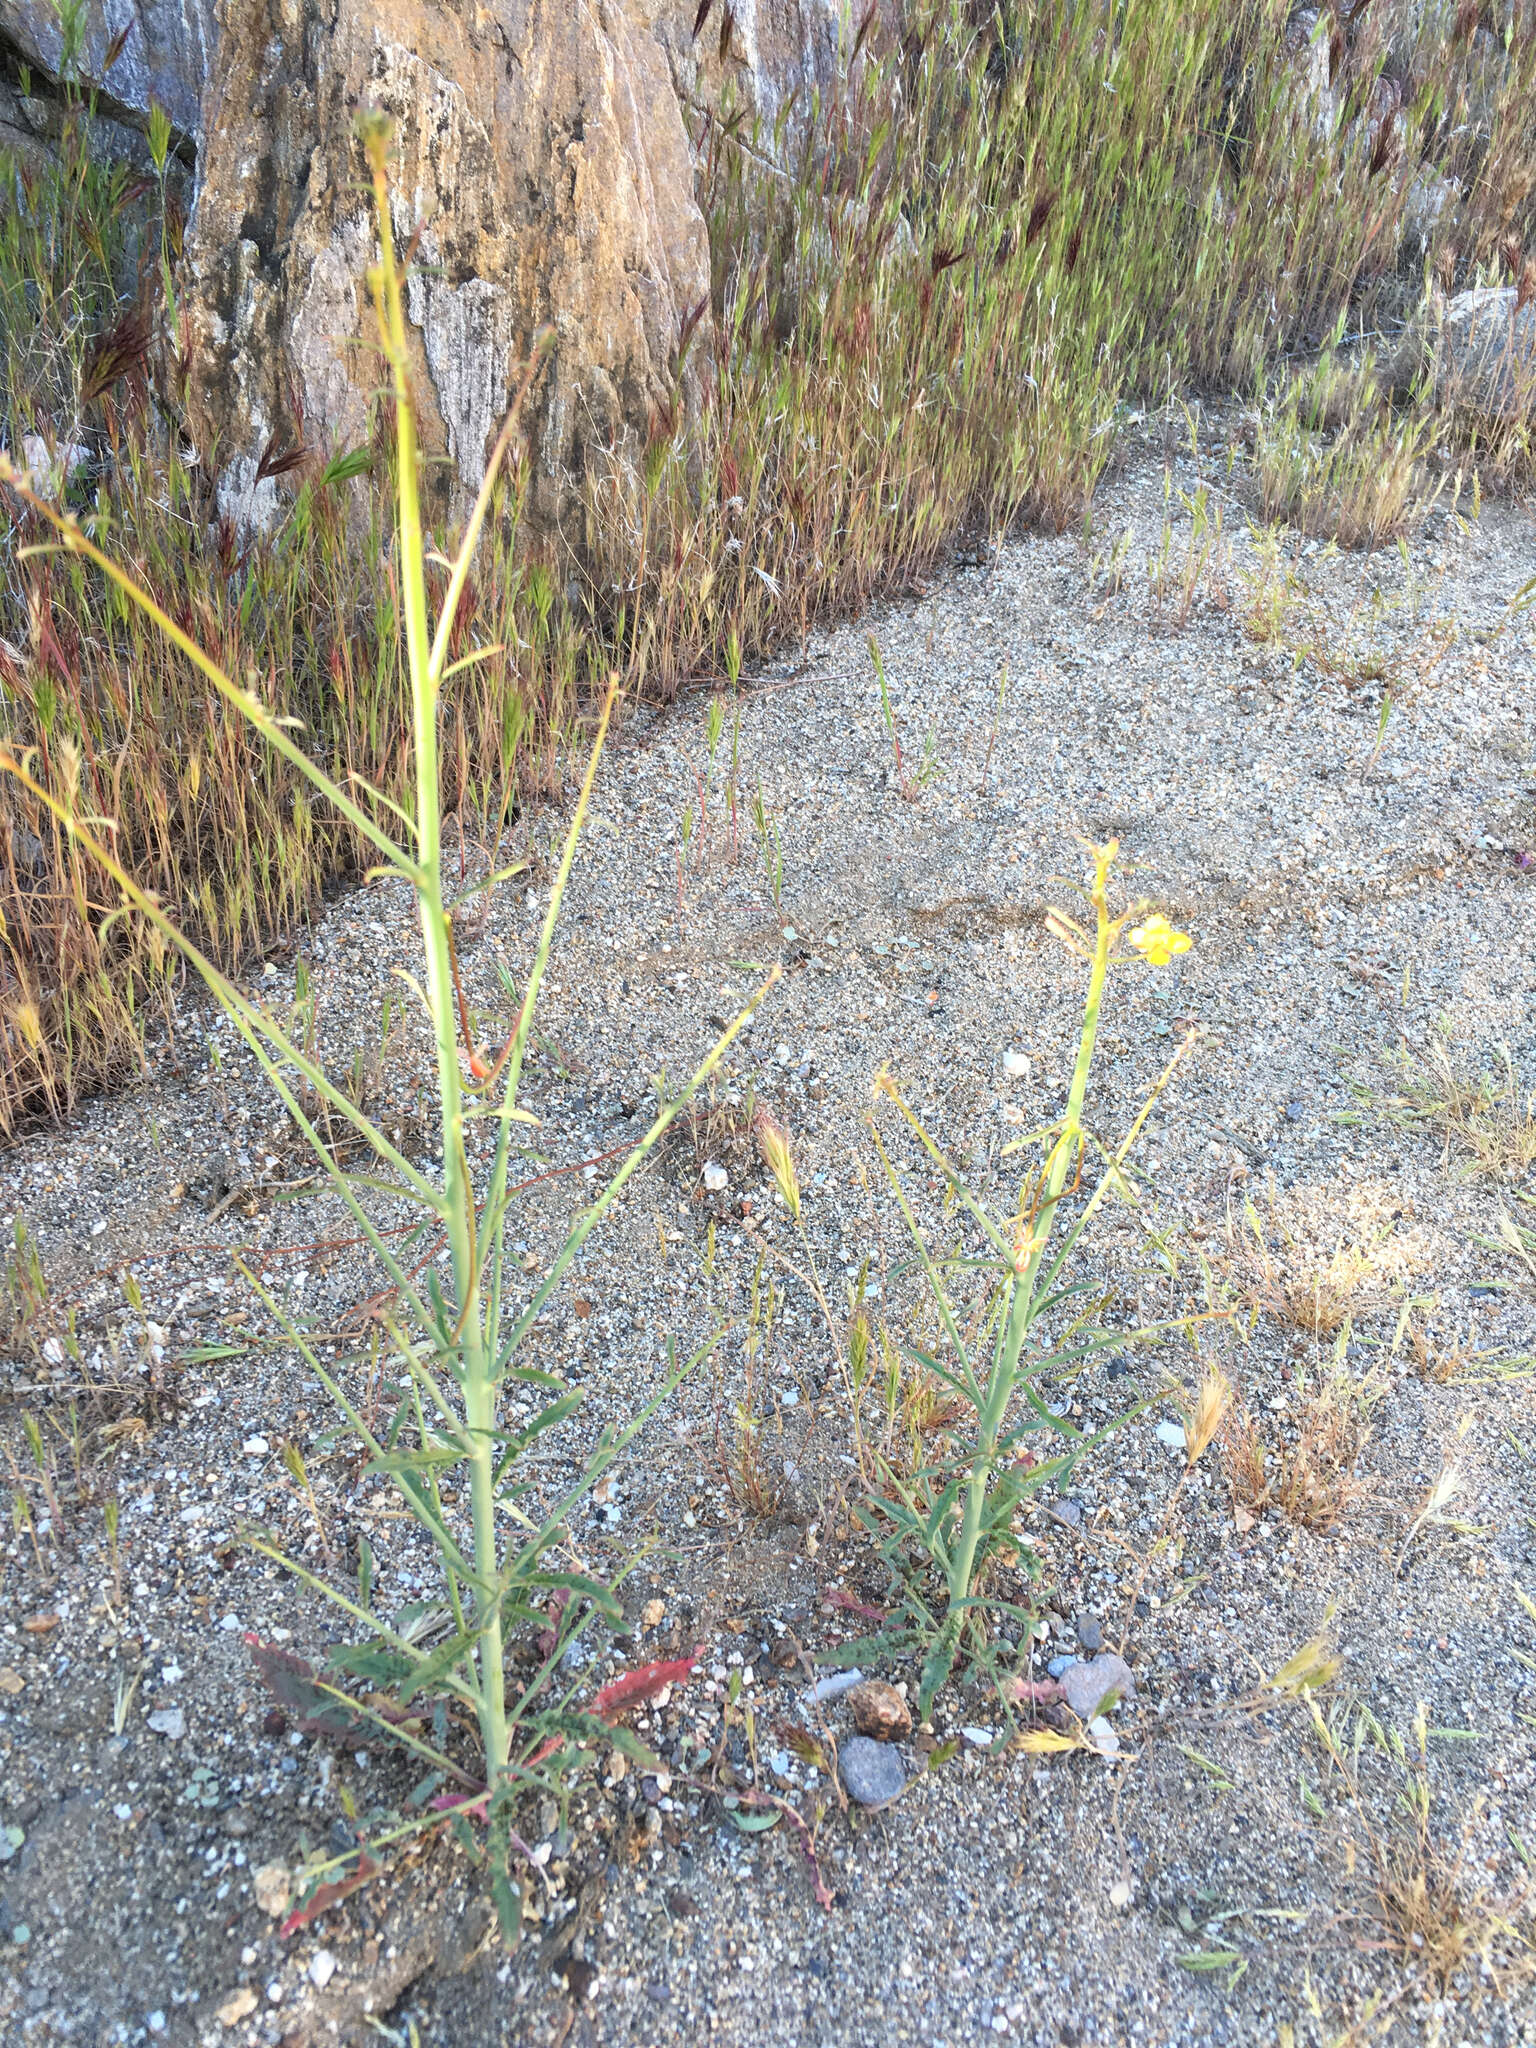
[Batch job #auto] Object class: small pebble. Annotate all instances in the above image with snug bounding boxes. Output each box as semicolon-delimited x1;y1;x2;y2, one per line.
253;1863;292;1918
839;1735;906;1806
809;1668;864;1704
1087;1716;1121;1758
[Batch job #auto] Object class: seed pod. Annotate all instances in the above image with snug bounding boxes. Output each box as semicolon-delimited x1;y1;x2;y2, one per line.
756;1113;801;1223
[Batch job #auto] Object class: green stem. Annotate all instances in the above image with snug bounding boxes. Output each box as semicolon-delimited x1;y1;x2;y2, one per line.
367;134;507;1781
941;848;1116;1667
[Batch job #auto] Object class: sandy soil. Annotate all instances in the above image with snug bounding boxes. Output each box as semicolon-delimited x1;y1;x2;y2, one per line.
1;426;1534;2048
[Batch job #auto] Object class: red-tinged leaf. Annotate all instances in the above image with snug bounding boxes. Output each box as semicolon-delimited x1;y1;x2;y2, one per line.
279;1851;379;1937
592;1648;702;1723
245;1633;371;1749
824;1587;886;1623
1008;1677;1066;1709
428;1790;488;1820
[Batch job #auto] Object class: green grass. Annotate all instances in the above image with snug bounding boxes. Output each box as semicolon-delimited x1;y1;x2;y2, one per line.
1;0;1534;1132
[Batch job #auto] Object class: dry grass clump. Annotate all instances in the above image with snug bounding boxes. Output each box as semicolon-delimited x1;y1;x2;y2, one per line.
1378;1039;1536;1184
672;1083;760;1210
1372;1838;1533;1996
1251;350;1442;548
1400;1311;1535;1384
1244;1233;1381;1337
1307;1699;1536;2003
1226;1180;1428;1337
1220;1369;1378;1531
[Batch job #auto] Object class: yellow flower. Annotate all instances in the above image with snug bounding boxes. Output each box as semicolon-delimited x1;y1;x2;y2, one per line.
1127;914;1191;967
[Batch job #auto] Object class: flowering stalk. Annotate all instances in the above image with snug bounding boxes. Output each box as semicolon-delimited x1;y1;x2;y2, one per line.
866;841;1194;1712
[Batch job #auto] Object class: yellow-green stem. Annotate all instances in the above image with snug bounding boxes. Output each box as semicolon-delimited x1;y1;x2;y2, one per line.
940;849;1115;1674
366;132;506;1779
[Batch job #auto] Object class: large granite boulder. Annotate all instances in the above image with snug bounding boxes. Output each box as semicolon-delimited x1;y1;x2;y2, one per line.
1;0;844;532
180;0;844;532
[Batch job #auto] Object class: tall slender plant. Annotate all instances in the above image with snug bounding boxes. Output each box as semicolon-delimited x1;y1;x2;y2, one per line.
848;844;1198;1711
0;115;769;1930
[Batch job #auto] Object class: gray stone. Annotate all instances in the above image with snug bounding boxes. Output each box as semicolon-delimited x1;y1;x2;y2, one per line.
1393;287;1536;423
0;0;213;139
144;1706;185;1739
1075;1616;1104;1653
1400;166;1459;260
1061;1654;1136;1721
838;1734;906;1806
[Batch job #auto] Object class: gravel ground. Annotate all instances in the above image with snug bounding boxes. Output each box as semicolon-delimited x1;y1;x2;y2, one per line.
1;426;1534;2048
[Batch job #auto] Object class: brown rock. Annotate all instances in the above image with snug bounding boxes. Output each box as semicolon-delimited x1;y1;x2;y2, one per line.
180;0;851;537
215;1986;259;2027
847;1677;911;1742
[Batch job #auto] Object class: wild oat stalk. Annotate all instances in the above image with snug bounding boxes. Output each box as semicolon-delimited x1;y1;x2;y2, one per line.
0;117;772;1933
